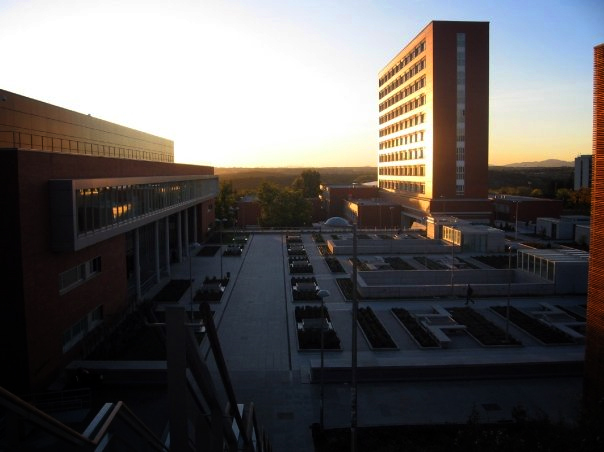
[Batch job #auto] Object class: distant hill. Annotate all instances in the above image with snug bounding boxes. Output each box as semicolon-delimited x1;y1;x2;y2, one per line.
499;159;573;168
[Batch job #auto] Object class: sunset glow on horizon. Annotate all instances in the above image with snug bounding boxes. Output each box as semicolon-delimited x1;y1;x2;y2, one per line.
1;0;602;168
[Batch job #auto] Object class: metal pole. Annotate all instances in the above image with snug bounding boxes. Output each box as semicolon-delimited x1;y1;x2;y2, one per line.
515;201;519;241
320;295;325;431
351;222;358;452
189;249;193;320
506;247;512;342
450;229;454;296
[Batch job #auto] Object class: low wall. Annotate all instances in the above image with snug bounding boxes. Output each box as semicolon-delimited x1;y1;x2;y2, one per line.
356;269;556;298
327;238;457;255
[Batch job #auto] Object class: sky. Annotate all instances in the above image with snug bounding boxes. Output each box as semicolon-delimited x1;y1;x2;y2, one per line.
1;0;603;168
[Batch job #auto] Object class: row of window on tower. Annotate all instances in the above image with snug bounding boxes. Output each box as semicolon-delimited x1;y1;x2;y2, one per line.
378;165;425;177
379;147;424;162
379;76;426;112
379;95;426;125
379;180;426;194
379;130;425;150
379;40;426;88
379;113;425;137
379;60;426;102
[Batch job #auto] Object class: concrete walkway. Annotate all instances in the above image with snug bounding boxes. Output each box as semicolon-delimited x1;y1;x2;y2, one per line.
185;232;586;452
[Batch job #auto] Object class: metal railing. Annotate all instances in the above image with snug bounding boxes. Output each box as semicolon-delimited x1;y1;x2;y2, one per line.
0;385;168;451
0;130;173;163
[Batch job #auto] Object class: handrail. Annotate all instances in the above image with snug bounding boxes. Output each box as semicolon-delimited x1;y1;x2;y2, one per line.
0;130;173;163
0;385;93;448
0;385;168;451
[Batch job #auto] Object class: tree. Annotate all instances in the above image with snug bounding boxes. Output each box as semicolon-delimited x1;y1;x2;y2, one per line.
258;181;311;226
215;181;237;225
292;169;321;198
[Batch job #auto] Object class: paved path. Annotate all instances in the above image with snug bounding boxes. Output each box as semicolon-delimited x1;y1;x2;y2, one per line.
191;232;586;452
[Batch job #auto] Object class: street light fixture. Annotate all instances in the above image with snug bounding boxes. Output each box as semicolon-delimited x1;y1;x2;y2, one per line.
505;244;515;343
316;289;331;431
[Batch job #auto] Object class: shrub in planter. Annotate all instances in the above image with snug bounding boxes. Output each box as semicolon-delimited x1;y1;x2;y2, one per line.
357;307;397;349
490;306;575;345
392;308;440;348
448;307;521;346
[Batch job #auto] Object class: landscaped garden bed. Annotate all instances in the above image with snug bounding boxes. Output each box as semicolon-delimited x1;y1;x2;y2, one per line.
289;256;313;274
317;244;330;256
413;257;448;270
223;244;243;256
357;307;397;349
472;254;517;269
286;234;303;244
295;306;341;350
383;257;415;270
312;233;325;243
198;245;220;256
287;245;307;256
151;279;190;303
391;308;440;348
291;276;320;301
325;257;345;273
349;257;371;271
490;306;576;345
194;276;229;302
335;278;361;301
448;307;521;346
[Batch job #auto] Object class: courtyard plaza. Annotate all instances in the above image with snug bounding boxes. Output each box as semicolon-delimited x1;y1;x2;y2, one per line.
159;231;586;452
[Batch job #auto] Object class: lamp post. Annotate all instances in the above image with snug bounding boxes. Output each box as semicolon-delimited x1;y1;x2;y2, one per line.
316;289;331;431
505;245;514;343
450;224;455;296
350;221;358;452
323;216;358;452
514;201;520;241
215;218;227;280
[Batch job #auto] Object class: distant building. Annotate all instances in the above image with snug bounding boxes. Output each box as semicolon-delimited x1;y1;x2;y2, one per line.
377;21;491;227
490;195;563;226
0;89;218;393
536;215;590;240
236;195;261;228
574;154;592;190
442;222;505;253
342;198;402;229
585;43;604;407
320;184;379;219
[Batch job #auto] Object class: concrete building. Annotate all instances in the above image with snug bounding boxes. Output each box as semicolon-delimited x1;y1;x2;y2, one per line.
442;222;505;253
319;184;379;219
0;89;218;393
585;43;604;407
491;194;563;227
377;21;491;227
342;198;402;229
574;154;592;190
536;215;590;240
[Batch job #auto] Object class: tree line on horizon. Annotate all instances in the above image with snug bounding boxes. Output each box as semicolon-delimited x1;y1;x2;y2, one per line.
214;166;588;228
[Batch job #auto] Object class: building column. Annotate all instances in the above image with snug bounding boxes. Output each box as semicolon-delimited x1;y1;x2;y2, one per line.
165;217;171;277
192;205;198;244
134;228;141;305
184;209;190;256
177;211;183;263
154;221;160;283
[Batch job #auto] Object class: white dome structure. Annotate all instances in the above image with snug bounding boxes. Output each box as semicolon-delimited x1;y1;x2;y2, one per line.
324;217;352;227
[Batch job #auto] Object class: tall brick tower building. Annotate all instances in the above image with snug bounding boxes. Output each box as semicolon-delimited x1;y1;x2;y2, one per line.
585;43;604;407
